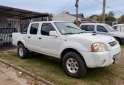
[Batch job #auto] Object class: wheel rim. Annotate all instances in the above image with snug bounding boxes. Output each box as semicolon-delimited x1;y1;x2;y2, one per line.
19;47;23;56
66;58;79;73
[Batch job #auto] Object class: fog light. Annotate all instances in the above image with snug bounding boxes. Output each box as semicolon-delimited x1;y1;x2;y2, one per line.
102;59;106;65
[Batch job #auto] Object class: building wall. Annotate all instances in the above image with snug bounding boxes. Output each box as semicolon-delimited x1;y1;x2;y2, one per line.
7;18;21;32
52;12;82;22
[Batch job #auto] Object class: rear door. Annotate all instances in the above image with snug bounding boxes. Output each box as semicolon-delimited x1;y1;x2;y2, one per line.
80;25;95;33
25;23;39;51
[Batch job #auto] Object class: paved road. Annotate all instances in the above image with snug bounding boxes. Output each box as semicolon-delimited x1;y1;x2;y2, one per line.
0;70;20;85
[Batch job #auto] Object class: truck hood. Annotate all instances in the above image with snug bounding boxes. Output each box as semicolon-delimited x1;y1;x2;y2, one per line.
110;32;124;37
62;33;117;51
67;33;115;43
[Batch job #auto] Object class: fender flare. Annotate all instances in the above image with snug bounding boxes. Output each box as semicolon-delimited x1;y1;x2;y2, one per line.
60;41;88;54
17;37;27;47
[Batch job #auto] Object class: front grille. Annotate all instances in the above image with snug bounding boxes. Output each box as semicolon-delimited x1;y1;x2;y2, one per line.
109;41;117;46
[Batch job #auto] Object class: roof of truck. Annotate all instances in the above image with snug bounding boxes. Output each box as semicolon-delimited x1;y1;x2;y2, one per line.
80;23;106;25
113;24;124;26
30;21;69;23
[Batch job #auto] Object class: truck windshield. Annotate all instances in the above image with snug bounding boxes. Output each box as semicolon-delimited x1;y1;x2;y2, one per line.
105;24;115;32
54;22;84;35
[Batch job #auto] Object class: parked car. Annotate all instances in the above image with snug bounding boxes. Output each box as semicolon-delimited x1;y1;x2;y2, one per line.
12;21;121;78
80;23;124;44
112;24;124;32
0;28;17;45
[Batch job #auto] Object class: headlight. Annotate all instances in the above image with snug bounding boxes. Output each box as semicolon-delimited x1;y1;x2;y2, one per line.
91;43;106;52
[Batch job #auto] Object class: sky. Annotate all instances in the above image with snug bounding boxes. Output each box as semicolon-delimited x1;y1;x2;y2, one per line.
0;0;124;18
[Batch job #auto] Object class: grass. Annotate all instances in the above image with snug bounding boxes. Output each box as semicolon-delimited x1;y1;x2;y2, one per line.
0;47;124;85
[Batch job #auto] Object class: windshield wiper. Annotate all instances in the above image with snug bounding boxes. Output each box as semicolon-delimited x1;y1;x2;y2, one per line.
76;31;84;34
66;26;81;31
64;32;76;35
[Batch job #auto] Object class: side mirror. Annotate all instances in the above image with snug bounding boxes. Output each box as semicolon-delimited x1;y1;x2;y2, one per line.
49;31;58;37
104;30;108;33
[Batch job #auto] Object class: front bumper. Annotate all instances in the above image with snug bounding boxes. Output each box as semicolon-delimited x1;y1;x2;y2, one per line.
80;44;121;68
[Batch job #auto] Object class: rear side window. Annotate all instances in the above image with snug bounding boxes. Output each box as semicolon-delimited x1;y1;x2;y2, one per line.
30;23;39;35
41;23;55;36
22;23;29;34
81;25;95;31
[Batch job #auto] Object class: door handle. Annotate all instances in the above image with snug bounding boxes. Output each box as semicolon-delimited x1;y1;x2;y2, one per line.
28;36;30;38
39;37;42;39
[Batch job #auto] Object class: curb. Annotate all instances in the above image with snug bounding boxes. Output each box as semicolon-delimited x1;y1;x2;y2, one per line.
0;58;54;85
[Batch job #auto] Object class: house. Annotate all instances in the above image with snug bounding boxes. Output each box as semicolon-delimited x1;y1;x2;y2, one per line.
52;11;93;23
52;11;83;22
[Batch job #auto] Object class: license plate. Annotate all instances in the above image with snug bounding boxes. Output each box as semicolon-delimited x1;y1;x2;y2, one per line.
113;53;120;63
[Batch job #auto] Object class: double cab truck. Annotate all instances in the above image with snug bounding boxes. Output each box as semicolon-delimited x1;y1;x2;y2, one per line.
12;21;121;78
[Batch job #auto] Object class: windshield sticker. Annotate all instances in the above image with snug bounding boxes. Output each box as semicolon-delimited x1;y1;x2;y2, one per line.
61;29;66;34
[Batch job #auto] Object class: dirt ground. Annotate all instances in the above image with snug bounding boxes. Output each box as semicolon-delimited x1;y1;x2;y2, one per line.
0;49;47;85
0;70;20;85
0;61;30;85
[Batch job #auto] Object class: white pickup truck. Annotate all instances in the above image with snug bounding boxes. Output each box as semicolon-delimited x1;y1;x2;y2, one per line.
12;21;121;78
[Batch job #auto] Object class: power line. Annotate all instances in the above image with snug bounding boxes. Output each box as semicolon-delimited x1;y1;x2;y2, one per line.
66;0;86;10
95;0;124;14
54;0;72;15
41;0;74;3
95;0;102;4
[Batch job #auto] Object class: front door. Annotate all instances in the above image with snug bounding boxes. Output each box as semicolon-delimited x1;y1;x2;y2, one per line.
37;23;60;57
96;25;110;35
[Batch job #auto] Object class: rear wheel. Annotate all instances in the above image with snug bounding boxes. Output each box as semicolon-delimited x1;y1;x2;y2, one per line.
62;52;87;78
18;44;28;59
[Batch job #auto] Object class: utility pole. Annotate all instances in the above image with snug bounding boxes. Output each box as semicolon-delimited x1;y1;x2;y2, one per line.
102;0;106;23
75;0;79;25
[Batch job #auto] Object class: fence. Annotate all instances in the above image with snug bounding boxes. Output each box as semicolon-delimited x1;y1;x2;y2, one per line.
0;20;28;51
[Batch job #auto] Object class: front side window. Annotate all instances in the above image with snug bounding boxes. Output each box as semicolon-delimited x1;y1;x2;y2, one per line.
30;23;39;35
113;26;117;30
41;23;55;36
97;25;108;32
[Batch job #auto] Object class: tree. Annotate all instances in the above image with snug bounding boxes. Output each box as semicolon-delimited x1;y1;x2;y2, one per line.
88;14;102;21
48;13;53;18
88;11;116;22
120;15;124;23
105;11;116;21
45;13;54;18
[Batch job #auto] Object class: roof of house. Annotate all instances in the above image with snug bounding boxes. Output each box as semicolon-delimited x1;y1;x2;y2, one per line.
70;14;84;19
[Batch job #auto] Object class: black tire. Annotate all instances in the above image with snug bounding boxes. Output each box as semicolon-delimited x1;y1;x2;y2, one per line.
62;52;87;78
18;44;28;59
115;37;121;44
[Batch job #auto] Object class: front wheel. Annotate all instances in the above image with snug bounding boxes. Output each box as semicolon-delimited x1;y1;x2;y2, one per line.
62;52;87;78
18;44;28;59
115;37;121;44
